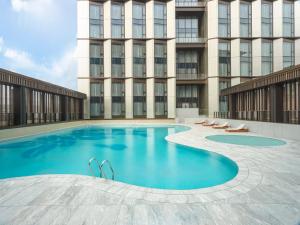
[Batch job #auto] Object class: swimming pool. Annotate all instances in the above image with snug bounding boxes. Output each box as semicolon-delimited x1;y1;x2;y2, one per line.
206;135;286;147
0;125;238;190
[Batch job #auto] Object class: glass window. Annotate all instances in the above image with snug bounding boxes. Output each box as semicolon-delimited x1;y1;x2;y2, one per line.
154;43;167;77
133;43;146;77
133;82;146;117
240;41;252;76
111;3;124;38
90;83;104;118
176;85;199;108
90;43;104;77
133;3;146;38
261;2;272;37
219;41;231;76
261;40;273;75
90;4;103;38
176;0;198;7
283;1;294;37
283;40;294;68
219;2;230;37
176;50;199;79
154;3;167;38
240;2;252;37
112;81;125;117
111;43;125;78
176;17;198;42
219;81;230;112
155;82;167;116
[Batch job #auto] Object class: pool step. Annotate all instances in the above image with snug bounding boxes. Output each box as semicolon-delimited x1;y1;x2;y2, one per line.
88;158;115;180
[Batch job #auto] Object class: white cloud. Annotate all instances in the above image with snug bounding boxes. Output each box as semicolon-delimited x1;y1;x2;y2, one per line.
11;0;55;16
0;37;77;89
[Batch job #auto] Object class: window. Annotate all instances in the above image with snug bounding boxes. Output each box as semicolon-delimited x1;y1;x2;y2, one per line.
261;1;272;37
176;0;198;7
283;1;294;37
219;41;231;76
219;81;230;112
176;85;199;108
111;43;125;78
176;50;199;79
133;81;146;117
133;43;146;77
155;82;167;116
111;3;124;38
133;3;146;38
90;4;103;38
90;43;104;77
90;83;104;118
176;17;198;42
112;81;125;117
154;43;167;77
240;41;252;76
219;2;230;37
261;40;273;75
283;40;294;68
240;2;251;37
154;3;167;38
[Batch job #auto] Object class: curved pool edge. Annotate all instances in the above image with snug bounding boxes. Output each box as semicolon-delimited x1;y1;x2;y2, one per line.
0;123;263;203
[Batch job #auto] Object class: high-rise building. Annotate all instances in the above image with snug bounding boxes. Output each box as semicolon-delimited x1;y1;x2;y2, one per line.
77;0;300;119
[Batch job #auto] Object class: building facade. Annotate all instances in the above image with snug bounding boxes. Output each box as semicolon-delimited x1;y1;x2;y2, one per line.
77;0;300;119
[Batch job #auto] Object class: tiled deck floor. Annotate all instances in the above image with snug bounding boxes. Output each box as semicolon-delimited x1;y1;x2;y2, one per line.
0;121;300;225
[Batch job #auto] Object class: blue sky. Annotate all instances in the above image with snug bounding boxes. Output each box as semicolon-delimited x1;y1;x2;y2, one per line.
0;0;77;89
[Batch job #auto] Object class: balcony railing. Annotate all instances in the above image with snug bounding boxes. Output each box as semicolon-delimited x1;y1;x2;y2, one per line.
176;73;206;80
176;1;206;7
176;37;207;44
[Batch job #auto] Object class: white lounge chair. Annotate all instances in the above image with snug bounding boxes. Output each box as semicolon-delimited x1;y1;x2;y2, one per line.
203;120;218;126
213;122;230;129
195;119;207;125
225;124;249;132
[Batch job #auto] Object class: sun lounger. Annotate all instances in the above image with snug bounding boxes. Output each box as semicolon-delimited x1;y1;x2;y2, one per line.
225;124;249;132
195;119;207;125
203;120;218;126
212;122;230;129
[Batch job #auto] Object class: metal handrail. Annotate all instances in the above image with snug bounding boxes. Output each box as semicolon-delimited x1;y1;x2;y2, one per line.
88;157;115;180
99;159;115;180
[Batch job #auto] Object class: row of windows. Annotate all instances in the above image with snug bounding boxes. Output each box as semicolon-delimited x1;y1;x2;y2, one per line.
218;1;294;38
90;2;167;39
90;42;167;78
219;40;295;77
90;82;168;117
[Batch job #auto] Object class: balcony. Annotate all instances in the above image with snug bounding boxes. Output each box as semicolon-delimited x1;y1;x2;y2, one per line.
176;37;206;48
176;73;206;83
176;0;207;11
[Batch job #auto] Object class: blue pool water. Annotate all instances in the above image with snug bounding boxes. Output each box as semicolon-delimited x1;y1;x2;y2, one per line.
206;135;286;147
0;126;238;190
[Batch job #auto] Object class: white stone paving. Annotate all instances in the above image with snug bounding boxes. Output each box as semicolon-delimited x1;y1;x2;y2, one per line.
0;122;300;225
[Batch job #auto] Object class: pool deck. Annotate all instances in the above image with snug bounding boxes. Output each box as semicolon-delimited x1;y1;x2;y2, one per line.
0;120;300;225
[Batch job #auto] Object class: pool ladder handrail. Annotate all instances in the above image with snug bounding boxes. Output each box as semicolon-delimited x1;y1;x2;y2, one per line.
88;157;115;180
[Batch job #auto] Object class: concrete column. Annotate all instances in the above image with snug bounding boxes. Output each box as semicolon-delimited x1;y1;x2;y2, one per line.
295;39;300;65
231;39;241;85
167;0;176;39
125;79;133;118
273;38;283;72
273;0;283;38
252;0;261;38
208;77;219;117
104;78;112;119
147;78;155;118
231;0;240;38
124;1;133;39
103;1;111;39
146;1;154;38
295;1;300;37
167;78;176;118
252;39;262;77
77;39;90;119
207;39;218;78
77;0;89;39
207;0;218;39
